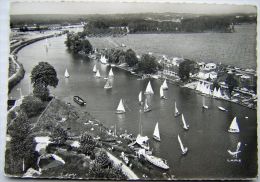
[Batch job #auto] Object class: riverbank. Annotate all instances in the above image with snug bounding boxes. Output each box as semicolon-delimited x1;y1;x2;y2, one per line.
6;96;175;179
8;31;65;92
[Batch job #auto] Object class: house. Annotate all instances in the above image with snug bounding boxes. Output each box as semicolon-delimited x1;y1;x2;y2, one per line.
204;63;216;71
34;136;51;154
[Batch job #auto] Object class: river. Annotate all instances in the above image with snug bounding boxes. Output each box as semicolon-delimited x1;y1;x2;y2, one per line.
9;34;257;179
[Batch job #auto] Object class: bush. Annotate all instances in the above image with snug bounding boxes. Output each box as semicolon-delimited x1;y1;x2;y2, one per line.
50;126;68;145
95;150;111;168
20;95;45;118
79;133;96;156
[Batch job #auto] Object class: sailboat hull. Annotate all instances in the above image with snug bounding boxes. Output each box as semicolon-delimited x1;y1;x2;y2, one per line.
175;113;181;117
160;96;167;100
115;110;126;114
153;135;160;142
104;86;112;89
144;108;152;113
181;148;188;155
228;129;239;133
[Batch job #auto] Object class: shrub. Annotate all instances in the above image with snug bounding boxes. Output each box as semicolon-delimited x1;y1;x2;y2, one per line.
79;133;96;156
50;126;68;145
20;95;45;118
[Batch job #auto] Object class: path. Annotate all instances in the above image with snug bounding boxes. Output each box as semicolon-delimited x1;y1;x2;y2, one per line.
106;151;139;180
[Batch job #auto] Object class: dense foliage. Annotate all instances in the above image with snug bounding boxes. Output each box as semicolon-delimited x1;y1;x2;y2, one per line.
31;62;58;100
20;95;46;118
225;73;238;96
137;54;162;74
79;133;96;156
88;150;127;179
51;126;68;145
65;32;93;54
125;49;138;67
8;112;38;174
178;59;197;81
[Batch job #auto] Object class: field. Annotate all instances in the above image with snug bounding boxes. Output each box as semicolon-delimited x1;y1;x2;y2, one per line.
88;24;256;69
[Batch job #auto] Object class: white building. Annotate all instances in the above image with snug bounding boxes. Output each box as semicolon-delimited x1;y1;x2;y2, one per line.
197;71;217;80
204;63;217;71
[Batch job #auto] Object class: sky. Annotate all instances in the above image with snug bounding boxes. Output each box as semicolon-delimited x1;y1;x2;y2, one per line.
10;1;257;15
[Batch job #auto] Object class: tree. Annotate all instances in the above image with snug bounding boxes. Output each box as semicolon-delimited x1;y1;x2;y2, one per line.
95;150;111;168
137;54;161;74
8;112;38;174
20;95;46;118
178;59;196;81
225;73;238;97
81;39;93;55
33;84;50;101
31;62;58;100
51;126;68;145
125;49;138;67
79;133;96;156
65;32;93;54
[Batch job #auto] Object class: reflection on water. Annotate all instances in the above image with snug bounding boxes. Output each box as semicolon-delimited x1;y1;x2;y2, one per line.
9;35;257;179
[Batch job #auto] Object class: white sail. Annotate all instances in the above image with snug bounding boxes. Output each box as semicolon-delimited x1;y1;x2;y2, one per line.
138;91;142;103
160;86;164;98
181;114;189;130
175;102;179;115
116;99;125;113
64;69;70;78
145;81;154;94
162;79;168;90
217;88;222;98
213;87;218;97
95;70;101;77
104;80;112;89
178;135;188;154
144;99;149;110
109;68;114;77
228;117;239;133
153;122;160;141
93;64;97;72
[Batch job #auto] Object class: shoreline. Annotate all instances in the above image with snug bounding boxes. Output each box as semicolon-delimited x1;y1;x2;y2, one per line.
100;61;256;110
8;32;65;93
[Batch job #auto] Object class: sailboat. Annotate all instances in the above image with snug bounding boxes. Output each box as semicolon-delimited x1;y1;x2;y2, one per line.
144;99;151;113
115;99;126;114
138;91;143;104
178;135;188;155
144;81;154;95
153;122;160;141
160;86;167;100
181;114;189;130
108;68;114;77
136;110;150;150
202;97;208;109
95;70;101;78
64;69;70;78
93;64;97;73
161;79;168;90
104;79;112;89
174;102;181;117
228;117;240;133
